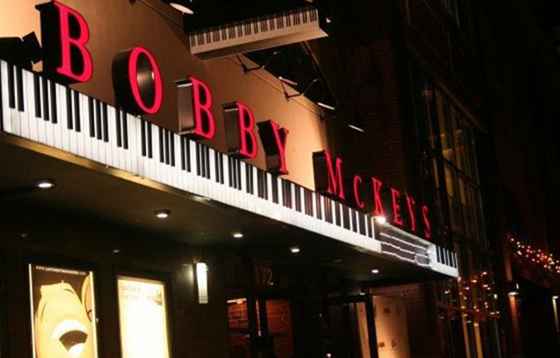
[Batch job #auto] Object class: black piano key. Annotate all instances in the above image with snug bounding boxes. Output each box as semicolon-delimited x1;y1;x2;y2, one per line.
227;157;233;186
203;145;211;179
186;138;191;172
180;137;186;170
358;213;366;235
42;77;49;121
341;205;349;229
282;180;292;208
33;73;41;118
214;151;221;183
158;127;164;163
141;120;147;156
235;157;241;188
102;103;109;142
147;122;153;158
367;216;373;238
164;129;170;165
7;64;15;109
219;154;224;183
196;143;202;176
245;165;253;194
334;201;341;226
322;197;329;222
65;87;73;130
257;169;267;199
122;112;128;149
315;194;323;220
351;210;358;232
115;108;122;148
304;189;312;216
74;91;81;132
295;185;302;212
277;16;284;29
88;97;94;137
169;132;175;167
271;175;279;203
50;81;57;123
228;157;233;187
16;67;24;112
95;100;102;140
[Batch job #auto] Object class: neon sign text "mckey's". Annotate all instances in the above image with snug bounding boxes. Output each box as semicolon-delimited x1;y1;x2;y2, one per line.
35;0;432;240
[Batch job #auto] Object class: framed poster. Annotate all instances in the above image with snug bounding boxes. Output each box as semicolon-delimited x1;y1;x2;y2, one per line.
117;276;170;358
28;264;99;358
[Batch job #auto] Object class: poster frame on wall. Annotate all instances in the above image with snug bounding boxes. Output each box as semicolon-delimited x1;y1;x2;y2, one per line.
115;270;174;358
27;257;101;358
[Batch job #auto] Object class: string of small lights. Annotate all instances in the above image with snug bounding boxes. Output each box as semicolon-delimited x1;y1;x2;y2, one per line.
441;271;500;321
508;234;560;275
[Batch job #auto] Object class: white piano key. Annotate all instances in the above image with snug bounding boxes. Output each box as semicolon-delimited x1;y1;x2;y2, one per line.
10;66;21;136
22;70;35;141
266;173;273;202
44;79;55;147
240;160;246;192
68;90;77;155
35;77;46;145
209;147;216;183
107;106;118;169
127;114;137;174
0;61;10;133
56;83;68;152
171;133;180;188
83;94;93;160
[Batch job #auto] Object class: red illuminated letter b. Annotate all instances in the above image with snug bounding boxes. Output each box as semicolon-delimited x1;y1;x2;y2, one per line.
37;0;93;83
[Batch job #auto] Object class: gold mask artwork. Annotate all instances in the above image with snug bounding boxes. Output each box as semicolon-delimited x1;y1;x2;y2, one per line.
35;279;95;358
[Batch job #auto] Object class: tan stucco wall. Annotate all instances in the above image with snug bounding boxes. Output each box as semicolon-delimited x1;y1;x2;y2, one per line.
0;0;329;189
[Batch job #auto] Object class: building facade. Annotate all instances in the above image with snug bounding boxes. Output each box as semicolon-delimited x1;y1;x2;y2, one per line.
1;0;545;358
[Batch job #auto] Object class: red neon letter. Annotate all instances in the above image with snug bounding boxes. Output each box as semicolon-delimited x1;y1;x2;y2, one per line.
53;1;93;82
270;121;289;174
353;175;365;209
422;205;432;240
324;151;345;200
391;188;404;226
406;195;417;232
128;47;163;115
371;177;385;217
236;102;258;159
190;76;215;139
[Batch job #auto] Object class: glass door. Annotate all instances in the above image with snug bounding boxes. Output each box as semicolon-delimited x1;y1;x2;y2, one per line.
321;296;376;358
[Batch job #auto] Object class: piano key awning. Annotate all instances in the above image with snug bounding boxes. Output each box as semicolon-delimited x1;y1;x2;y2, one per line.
188;6;328;59
0;59;458;279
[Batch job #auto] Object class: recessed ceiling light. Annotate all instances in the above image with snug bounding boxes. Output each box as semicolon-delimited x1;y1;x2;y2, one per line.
232;232;244;239
374;215;387;225
155;209;171;219
169;1;194;15
371;269;380;274
36;179;55;190
290;246;301;254
113;249;121;255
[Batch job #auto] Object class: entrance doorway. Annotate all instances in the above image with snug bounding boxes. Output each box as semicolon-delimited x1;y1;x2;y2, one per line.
227;297;294;358
321;295;376;358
